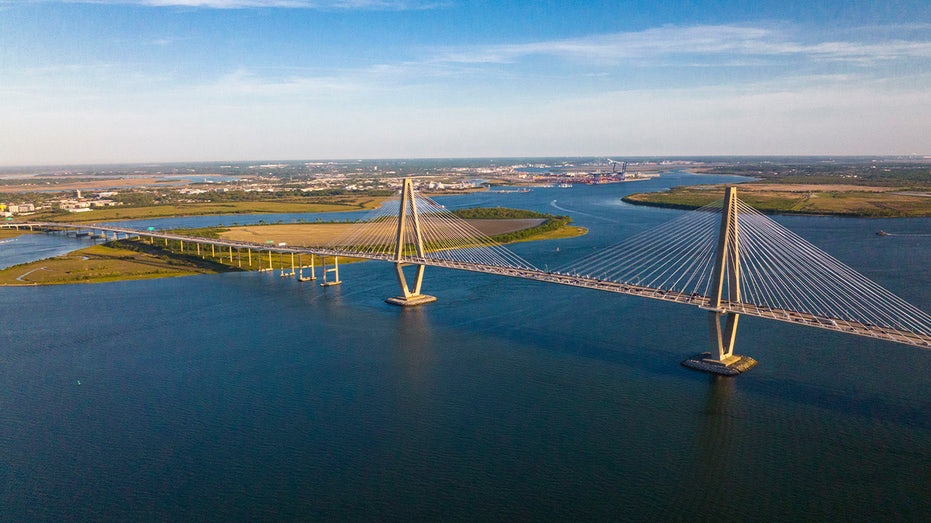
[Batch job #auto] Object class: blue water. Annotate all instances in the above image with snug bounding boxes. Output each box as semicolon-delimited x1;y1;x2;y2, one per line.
2;172;930;520
0;233;99;270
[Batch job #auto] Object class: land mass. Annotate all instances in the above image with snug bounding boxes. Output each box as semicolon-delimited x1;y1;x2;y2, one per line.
1;209;586;285
624;183;931;217
0;243;238;285
626;157;931;217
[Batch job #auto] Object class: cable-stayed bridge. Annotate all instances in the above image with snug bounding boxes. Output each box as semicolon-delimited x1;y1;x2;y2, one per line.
7;179;931;375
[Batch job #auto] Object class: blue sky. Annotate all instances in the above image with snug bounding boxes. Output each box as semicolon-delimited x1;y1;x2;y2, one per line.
1;1;929;165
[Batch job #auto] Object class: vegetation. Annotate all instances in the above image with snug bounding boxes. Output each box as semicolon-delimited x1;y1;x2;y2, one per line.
0;229;29;239
452;207;575;243
452;208;551;219
624;185;931;217
698;159;931;188
489;215;573;243
0;242;239;285
176;226;229;239
630;158;931;216
514;225;587;242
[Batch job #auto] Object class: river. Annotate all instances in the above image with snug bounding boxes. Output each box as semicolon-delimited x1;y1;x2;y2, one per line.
1;171;930;520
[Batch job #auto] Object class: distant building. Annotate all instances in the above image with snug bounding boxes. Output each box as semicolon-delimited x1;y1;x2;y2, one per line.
90;200;120;207
6;203;36;214
59;200;91;212
56;196;121;212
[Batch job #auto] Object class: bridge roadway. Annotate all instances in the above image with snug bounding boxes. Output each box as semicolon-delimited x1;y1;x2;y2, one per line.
7;221;931;350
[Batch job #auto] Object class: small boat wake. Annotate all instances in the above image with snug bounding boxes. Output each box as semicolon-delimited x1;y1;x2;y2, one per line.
876;231;931;237
550;200;619;223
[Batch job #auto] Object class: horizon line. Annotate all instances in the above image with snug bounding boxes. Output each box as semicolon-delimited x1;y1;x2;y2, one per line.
2;154;930;171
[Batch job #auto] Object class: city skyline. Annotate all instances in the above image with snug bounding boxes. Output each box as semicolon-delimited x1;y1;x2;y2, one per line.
1;0;930;166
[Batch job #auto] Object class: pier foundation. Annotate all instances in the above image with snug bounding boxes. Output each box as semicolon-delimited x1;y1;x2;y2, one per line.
681;353;758;376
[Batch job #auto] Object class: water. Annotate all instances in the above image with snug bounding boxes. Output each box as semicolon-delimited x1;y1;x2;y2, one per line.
0;233;99;270
2;173;930;520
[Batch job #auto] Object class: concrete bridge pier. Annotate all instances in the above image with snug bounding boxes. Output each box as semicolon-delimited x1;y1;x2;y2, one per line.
279;252;295;277
262;250;273;272
320;256;341;286
298;254;316;282
278;252;291;277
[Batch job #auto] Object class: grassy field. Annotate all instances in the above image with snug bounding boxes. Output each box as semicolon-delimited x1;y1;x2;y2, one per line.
518;225;587;242
0;229;30;239
0;243;237;285
623;183;931;217
32;197;388;223
217;219;550;247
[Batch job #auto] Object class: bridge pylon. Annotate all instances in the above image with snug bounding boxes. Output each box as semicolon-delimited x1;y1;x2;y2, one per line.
385;178;437;307
684;186;758;375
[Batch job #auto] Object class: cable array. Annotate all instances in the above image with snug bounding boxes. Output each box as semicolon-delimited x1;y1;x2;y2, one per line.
555;199;725;296
735;201;931;336
327;191;537;270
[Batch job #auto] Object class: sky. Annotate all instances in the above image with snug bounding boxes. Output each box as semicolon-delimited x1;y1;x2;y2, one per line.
0;1;930;165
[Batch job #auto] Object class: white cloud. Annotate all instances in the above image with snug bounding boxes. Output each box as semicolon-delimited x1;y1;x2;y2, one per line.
433;24;931;67
201;67;373;97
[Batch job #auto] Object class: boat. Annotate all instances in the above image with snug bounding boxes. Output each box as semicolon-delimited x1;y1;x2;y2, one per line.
876;230;889;236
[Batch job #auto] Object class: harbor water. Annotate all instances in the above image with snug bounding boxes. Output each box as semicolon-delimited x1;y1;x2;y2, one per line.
1;172;930;520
